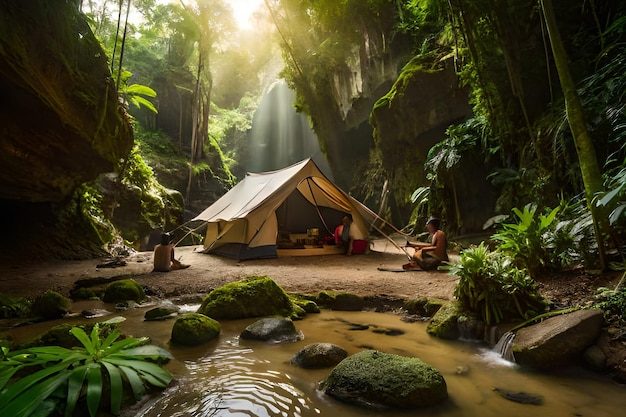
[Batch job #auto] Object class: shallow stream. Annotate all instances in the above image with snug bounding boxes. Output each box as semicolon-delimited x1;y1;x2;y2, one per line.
6;301;626;417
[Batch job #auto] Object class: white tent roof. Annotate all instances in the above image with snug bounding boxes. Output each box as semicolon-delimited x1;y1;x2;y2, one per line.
192;158;375;225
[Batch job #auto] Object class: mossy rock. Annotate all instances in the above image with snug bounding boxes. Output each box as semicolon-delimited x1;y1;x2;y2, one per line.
403;297;429;315
0;293;31;318
31;290;71;319
315;291;364;311
103;279;145;303
290;296;320;314
291;343;348;368
424;298;447;316
171;313;221;346
321;350;448;408
240;317;302;343
426;301;464;340
70;286;104;300
197;276;297;319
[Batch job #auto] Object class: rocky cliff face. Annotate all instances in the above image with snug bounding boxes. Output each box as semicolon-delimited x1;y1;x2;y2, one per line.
0;1;135;259
0;1;133;203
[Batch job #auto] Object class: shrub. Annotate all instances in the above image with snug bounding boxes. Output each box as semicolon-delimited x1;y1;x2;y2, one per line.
448;243;547;325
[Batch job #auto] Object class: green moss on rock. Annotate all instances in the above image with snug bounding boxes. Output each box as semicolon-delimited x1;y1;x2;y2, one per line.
197;276;298;319
424;298;447;316
103;279;145;303
322;350;447;408
403;297;429;315
31;290;71;319
426;300;464;340
171;313;221;346
314;291;364;311
290;296;320;314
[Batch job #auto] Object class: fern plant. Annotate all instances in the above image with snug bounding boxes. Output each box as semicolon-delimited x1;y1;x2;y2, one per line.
0;323;173;417
449;243;547;325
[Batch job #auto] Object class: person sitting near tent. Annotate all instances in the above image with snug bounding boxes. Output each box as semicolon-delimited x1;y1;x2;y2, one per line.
153;232;190;272
334;214;368;256
403;217;448;270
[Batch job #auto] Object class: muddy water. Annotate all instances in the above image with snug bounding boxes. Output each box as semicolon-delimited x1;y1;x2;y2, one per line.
5;302;626;417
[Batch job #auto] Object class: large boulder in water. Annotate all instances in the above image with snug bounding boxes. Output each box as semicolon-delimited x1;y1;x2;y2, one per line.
291;343;348;368
426;300;463;340
511;309;604;370
321;350;448;408
197;276;299;319
240;317;302;343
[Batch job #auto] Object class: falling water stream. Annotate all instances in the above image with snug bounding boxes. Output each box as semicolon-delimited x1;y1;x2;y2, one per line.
246;80;332;176
4;302;626;417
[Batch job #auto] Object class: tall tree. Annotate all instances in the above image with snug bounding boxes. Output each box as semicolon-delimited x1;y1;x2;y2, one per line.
540;0;608;269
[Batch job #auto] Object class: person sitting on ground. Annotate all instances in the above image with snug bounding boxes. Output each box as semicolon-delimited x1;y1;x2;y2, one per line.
403;217;448;270
334;214;369;256
153;232;190;272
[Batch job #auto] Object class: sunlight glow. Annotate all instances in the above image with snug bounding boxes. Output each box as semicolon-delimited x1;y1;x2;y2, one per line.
228;0;264;30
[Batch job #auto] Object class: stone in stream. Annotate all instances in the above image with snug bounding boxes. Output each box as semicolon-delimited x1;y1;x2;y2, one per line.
511;309;604;369
171;313;221;346
240;317;303;343
144;300;180;321
291;343;348;368
426;300;464;340
321;350;448;408
197;276;303;320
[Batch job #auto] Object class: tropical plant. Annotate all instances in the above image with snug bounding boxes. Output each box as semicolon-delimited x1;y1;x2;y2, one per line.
449;242;547;325
118;70;158;114
0;323;173;417
492;204;560;277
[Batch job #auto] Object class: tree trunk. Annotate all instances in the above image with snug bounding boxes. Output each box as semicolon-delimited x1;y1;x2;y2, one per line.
541;0;608;269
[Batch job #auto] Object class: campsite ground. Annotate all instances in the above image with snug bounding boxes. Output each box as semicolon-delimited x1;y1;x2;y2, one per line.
0;239;460;301
1;239;618;309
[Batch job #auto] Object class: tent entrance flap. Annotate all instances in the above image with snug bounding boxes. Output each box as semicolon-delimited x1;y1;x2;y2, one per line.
275;188;346;236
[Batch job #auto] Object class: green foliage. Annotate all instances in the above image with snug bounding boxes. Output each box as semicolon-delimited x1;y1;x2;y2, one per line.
597;166;626;226
594;286;626;323
493;200;600;275
449;243;547;325
492;204;560;277
0;294;30;319
0;323;172;417
117;69;159;114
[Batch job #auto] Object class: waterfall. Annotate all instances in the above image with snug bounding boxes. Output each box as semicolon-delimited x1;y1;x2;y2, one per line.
246;80;332;176
493;331;516;363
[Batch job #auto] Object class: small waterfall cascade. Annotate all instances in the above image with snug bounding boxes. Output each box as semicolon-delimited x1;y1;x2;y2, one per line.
493;331;516;363
246;80;332;176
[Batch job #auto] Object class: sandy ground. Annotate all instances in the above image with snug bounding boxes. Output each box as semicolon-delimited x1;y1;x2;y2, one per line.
0;240;460;301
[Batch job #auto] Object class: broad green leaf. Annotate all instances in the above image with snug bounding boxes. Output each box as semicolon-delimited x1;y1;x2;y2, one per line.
0;370;70;417
126;83;157;97
65;365;88;417
130;96;158;114
85;364;103;417
118;365;145;401
70;327;95;355
104;358;172;386
0;361;70;409
100;330;123;351
0;366;22;391
103;337;148;355
102;362;123;415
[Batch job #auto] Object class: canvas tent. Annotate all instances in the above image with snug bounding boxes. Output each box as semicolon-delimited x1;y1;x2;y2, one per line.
192;158;377;260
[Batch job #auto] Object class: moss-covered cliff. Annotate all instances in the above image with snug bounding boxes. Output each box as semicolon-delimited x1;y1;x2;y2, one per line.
0;0;133;202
